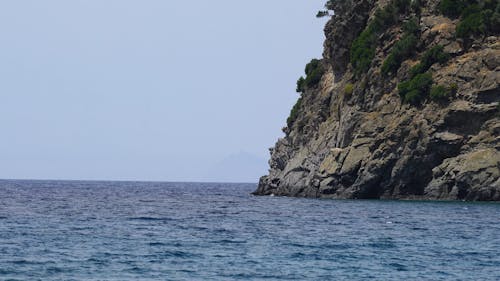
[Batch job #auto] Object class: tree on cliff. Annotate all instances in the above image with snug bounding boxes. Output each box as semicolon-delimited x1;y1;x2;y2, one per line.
316;0;335;18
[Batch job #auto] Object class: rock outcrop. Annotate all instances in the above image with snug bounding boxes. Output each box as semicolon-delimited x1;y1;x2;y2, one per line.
254;0;500;200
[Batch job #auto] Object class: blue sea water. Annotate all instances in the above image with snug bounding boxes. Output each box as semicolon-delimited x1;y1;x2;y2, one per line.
0;180;499;280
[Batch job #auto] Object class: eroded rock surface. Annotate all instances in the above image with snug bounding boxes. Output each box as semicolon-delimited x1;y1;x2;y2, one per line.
254;0;499;201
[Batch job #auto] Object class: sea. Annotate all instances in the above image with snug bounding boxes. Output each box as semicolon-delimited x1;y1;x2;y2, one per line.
0;180;499;280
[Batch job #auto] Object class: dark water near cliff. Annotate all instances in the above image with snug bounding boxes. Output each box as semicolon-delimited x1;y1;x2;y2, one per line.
1;180;499;280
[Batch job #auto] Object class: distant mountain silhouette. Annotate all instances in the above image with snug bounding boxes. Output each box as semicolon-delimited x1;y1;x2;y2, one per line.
204;151;267;183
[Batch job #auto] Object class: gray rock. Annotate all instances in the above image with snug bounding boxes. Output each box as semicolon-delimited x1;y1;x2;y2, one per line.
254;0;500;201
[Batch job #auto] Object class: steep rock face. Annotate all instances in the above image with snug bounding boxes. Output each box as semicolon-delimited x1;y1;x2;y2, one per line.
254;0;500;200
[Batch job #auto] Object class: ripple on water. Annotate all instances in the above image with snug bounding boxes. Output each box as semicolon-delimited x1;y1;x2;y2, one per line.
0;180;499;280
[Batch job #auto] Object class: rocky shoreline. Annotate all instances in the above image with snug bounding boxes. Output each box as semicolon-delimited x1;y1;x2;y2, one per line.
255;0;500;200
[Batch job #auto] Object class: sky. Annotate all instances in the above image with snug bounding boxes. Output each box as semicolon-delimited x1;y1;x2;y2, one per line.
0;1;328;183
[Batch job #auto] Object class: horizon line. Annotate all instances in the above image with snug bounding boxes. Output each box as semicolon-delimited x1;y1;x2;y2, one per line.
0;178;258;185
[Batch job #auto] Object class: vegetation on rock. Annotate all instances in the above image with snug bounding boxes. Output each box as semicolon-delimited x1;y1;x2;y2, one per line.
259;0;500;201
439;0;500;39
438;0;469;18
409;45;450;77
296;77;305;93
430;85;449;100
296;59;325;93
398;72;433;104
287;96;303;127
397;45;450;104
430;83;458;100
316;1;335;18
382;18;420;76
316;11;330;18
350;0;413;76
344;83;354;96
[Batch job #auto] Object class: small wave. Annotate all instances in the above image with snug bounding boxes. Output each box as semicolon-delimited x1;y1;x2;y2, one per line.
213;239;246;244
10;260;45;266
46;266;71;274
290;252;307;258
128;217;173;222
289;252;322;260
0;268;15;275
127;266;146;274
323;243;351;250
86;258;107;265
148;242;167;247
367;242;397;249
410;227;428;231
162;250;200;259
388;262;408;271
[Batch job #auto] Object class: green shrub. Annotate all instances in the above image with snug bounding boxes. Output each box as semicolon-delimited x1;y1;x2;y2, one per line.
296;59;325;93
316;11;329;18
410;0;422;14
394;0;412;13
439;0;467;18
420;45;450;67
296;77;305;93
409;63;425;77
304;59;324;87
403;89;422;104
305;59;321;75
372;7;397;30
382;54;398;76
449;83;458;94
439;0;499;39
287;96;303;127
430;83;459;100
398;72;433;104
305;69;323;87
456;10;488;38
403;18;420;35
381;33;418;75
486;9;500;34
410;45;450;77
350;0;410;76
381;18;420;76
460;3;482;17
350;27;378;76
430;85;449;100
344;83;354;96
325;0;335;10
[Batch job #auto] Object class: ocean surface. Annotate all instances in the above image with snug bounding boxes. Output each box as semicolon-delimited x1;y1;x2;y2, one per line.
0;180;499;280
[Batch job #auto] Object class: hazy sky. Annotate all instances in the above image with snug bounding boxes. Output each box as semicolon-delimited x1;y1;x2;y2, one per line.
0;1;327;183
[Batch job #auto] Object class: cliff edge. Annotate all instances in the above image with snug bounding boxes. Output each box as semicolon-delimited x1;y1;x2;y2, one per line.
254;0;500;200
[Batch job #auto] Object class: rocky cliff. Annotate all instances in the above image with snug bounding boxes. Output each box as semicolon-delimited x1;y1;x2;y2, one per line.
254;0;500;200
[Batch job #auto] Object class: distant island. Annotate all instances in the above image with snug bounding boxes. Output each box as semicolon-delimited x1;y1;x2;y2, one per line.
254;0;500;200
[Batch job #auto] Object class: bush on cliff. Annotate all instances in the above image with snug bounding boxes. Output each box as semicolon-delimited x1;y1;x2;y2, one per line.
316;11;329;18
296;59;325;93
296;77;305;93
456;8;488;38
430;83;458;100
430;85;449;100
287;96;303;127
439;0;500;39
350;0;414;76
410;45;450;77
439;0;468;18
382;33;418;75
398;72;433;104
381;18;420;76
344;83;354;97
350;27;378;77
